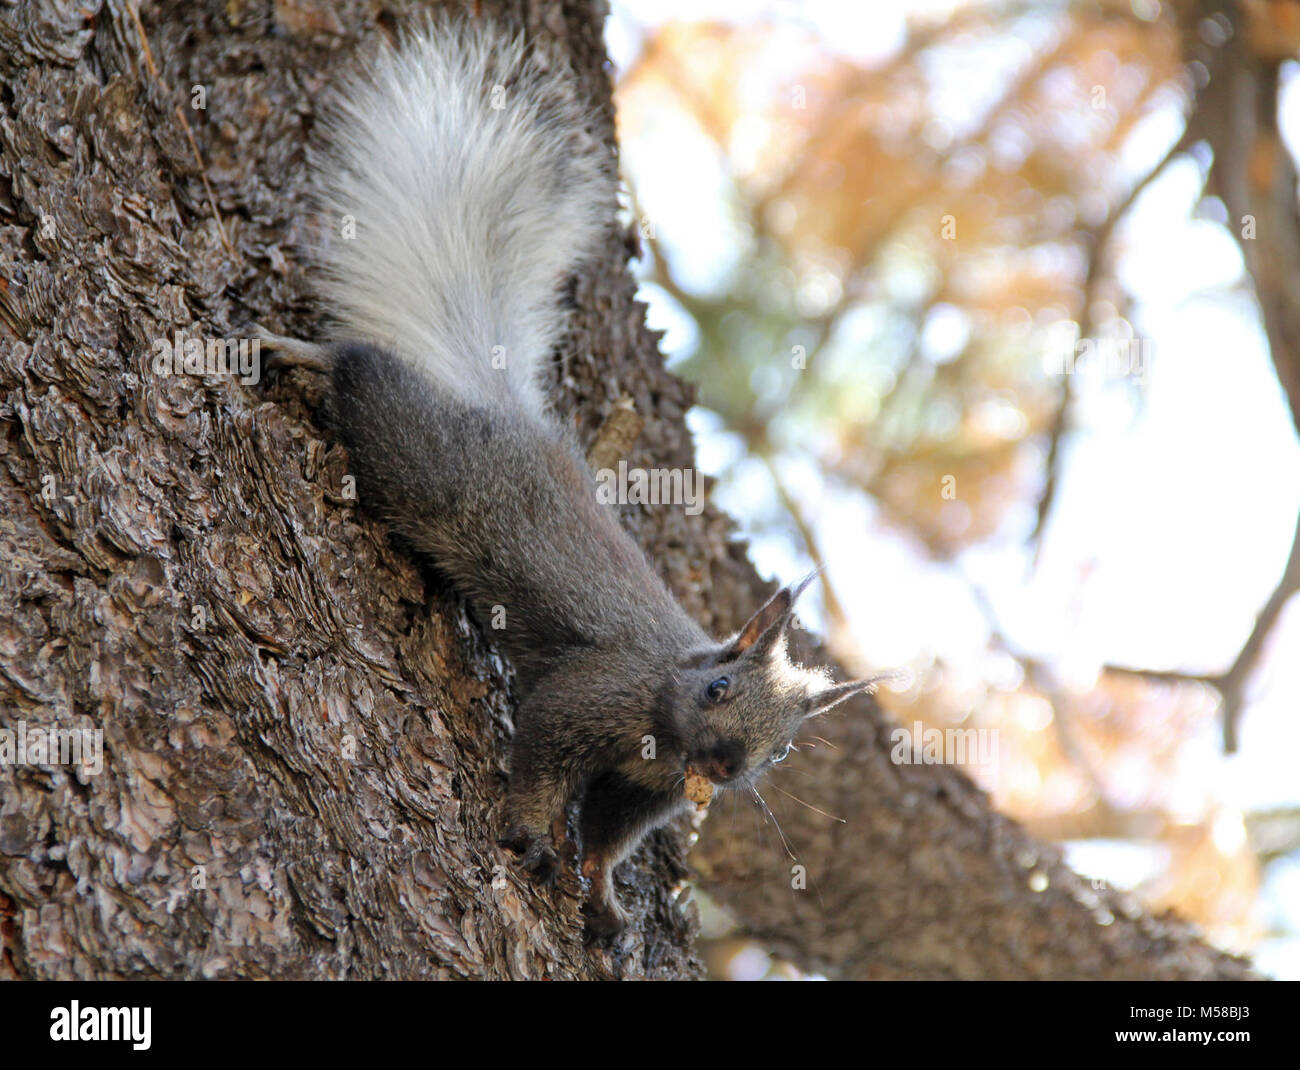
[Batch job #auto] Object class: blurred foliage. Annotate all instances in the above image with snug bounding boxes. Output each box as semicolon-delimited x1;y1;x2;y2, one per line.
614;0;1300;975
619;7;1183;556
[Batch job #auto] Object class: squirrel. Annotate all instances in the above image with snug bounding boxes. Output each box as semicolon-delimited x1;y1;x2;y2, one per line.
261;15;882;940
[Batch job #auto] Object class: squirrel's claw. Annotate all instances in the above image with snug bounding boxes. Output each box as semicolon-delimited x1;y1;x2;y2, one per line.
521;842;560;885
498;827;560;886
250;324;335;372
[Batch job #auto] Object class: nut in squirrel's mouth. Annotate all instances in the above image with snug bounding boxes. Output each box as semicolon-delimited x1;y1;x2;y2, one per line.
683;764;714;808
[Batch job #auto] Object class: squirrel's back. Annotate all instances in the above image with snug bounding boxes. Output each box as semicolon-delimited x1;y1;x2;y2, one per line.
307;18;703;680
311;18;615;420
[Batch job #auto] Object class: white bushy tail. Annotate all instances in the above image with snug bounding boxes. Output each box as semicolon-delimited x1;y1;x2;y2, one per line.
311;18;614;419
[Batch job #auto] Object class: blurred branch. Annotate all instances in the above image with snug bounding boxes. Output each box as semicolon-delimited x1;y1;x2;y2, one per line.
961;575;1114;801
1104;0;1300;752
1031;129;1196;559
625;182;708;321
1022;801;1167;843
1190;9;1300;437
1247;806;1300;865
1105;506;1300;751
758;453;853;651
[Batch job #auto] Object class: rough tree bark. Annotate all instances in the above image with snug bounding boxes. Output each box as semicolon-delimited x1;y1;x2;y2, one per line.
0;0;1254;979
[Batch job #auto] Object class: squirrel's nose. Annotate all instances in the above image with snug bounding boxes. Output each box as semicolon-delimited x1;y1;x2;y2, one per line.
693;740;745;783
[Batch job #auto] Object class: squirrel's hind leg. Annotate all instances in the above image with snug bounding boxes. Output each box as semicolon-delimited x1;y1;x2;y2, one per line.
251;324;336;372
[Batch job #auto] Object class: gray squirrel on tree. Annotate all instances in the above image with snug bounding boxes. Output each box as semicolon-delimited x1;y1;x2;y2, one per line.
261;14;883;939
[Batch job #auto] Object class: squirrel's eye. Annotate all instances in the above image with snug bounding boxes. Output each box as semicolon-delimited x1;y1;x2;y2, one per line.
705;677;730;703
770;743;792;764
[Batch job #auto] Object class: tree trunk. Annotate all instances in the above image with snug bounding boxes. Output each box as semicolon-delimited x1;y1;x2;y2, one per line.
0;0;1253;979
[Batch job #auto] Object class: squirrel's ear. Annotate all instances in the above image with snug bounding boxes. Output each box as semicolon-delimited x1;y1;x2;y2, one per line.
723;570;820;660
804;674;891;718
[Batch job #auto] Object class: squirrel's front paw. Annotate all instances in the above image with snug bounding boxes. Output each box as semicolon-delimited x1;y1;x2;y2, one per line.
520;841;560;885
498;827;560;886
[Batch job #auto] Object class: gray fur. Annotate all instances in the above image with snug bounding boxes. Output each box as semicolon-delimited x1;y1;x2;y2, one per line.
296;17;882;939
311;16;613;419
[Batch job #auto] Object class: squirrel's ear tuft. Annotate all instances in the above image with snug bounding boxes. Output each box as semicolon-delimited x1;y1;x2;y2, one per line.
723;569;820;660
805;673;891;718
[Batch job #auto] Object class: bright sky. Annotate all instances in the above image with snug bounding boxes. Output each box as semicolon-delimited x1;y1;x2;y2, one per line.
609;0;1300;979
